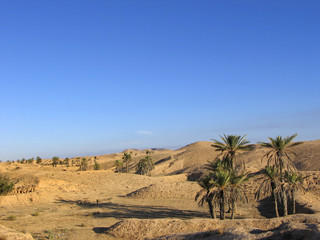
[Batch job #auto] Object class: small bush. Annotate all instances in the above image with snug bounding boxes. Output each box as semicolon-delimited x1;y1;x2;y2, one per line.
0;174;14;195
32;211;40;216
7;215;16;221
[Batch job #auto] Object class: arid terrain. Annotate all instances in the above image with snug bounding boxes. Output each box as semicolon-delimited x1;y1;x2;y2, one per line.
0;140;319;239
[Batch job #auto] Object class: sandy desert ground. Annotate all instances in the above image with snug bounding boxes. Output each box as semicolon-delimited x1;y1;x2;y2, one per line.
0;140;319;239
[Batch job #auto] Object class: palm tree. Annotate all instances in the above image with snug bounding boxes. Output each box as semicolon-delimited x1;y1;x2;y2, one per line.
136;156;154;175
64;158;70;168
256;165;281;218
205;156;232;172
260;134;302;173
205;156;233;214
260;134;302;216
79;158;88;171
229;171;250;219
211;134;254;171
114;160;123;173
52;156;59;167
145;156;154;168
195;175;217;219
285;171;307;214
122;153;132;173
209;168;232;220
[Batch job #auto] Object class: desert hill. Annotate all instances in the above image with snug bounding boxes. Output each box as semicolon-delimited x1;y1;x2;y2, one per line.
36;139;320;176
92;139;320;174
0;139;319;239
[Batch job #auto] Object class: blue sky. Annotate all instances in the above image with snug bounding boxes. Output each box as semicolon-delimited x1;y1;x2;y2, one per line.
1;0;319;160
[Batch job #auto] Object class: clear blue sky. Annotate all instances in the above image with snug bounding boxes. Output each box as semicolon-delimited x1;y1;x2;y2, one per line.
1;0;319;160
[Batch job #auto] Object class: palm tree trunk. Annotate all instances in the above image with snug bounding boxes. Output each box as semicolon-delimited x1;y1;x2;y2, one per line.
207;199;214;219
213;201;216;219
231;201;236;219
292;189;296;214
278;155;288;216
281;184;288;216
272;185;279;218
220;190;225;220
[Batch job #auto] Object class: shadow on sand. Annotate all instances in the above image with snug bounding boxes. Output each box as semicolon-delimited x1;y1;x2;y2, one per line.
257;196;315;218
55;199;208;220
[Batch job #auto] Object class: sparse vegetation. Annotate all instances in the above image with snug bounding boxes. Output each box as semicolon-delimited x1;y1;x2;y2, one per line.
114;160;123;172
1;134;318;239
52;156;59;167
0;174;14;195
36;156;42;164
93;159;100;170
64;158;70;168
79;158;88;171
7;215;17;221
27;158;34;164
32;211;40;216
136;156;154;175
122;153;132;173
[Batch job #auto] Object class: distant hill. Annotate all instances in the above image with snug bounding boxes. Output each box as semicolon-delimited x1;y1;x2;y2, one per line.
38;139;320;176
152;139;320;177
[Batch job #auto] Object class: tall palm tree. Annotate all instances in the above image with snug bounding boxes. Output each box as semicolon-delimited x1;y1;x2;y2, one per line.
260;134;302;173
229;171;250;219
211;134;254;171
195;175;217;219
256;165;281;218
122;153;132;173
285;171;307;214
260;134;302;216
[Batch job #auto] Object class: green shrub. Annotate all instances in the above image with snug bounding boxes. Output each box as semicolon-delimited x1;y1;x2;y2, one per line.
0;174;14;195
7;215;16;221
32;211;40;216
